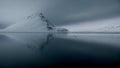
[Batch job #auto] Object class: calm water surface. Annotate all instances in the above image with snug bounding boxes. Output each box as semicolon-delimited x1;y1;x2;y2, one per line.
0;33;120;67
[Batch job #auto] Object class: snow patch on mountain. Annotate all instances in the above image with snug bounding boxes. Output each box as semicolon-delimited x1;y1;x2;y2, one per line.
2;13;48;32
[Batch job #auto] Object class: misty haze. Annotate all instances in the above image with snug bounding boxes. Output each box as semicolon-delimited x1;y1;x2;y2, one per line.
0;0;120;68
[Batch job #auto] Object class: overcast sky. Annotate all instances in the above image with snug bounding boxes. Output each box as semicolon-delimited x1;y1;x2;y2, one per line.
0;0;120;28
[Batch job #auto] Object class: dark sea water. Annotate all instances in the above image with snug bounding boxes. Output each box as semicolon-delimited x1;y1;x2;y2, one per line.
0;33;120;68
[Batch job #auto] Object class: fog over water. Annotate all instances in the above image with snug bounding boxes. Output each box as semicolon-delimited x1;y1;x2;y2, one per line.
0;0;120;67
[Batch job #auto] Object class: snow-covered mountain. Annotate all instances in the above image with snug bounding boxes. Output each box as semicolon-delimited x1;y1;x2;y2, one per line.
2;13;48;32
1;13;68;32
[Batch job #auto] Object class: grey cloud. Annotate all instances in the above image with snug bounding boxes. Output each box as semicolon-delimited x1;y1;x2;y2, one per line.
0;0;120;28
44;0;120;26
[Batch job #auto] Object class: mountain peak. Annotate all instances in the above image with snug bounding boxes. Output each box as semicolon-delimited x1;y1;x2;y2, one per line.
0;12;68;32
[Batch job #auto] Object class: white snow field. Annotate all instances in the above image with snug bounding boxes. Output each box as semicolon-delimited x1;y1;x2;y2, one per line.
0;13;68;33
2;13;48;32
61;17;120;32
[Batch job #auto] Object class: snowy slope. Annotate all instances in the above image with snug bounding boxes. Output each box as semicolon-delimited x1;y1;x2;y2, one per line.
95;17;120;32
61;17;120;32
2;13;48;32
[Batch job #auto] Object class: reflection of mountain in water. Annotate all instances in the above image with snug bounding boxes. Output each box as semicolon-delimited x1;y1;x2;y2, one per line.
0;33;120;67
3;33;54;50
0;33;54;67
